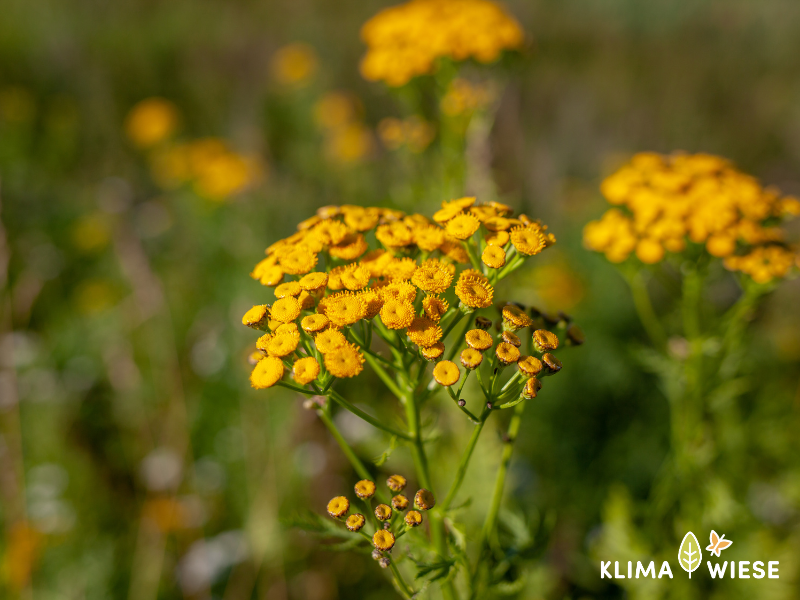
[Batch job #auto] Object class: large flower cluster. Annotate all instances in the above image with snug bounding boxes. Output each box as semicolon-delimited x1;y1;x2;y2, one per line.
359;0;524;87
583;152;800;283
243;199;557;391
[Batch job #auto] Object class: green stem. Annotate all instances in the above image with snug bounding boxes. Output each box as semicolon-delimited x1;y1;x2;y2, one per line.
363;352;405;399
328;390;412;441
441;412;488;511
317;408;372;482
445;316;474;362
389;560;414;599
626;271;667;351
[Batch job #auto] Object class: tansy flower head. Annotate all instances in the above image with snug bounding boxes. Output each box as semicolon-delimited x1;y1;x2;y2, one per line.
250;357;284;389
372;530;395;551
299;271;328;291
256;333;273;353
517;355;543;377
533;329;559;352
384;257;418;281
387;474;407;492
327;496;350;518
501;330;521;347
355;480;377;499
343;206;381;231
358;289;384;319
414;488;435;510
252;261;284;287
277;246;318;275
324;343;365;378
346;513;366;532
315;329;347;354
496;342;520;365
502;304;532;330
412;259;453;293
248;351;263;365
465;329;493;351
474;316;493;330
374;504;392;521
301;313;329;333
460;348;483;369
456;275;494;309
293;356;320;385
510;224;547;255
523;376;542;399
481;245;506;268
485;230;510;246
267;333;299;358
275;322;300;337
446;213;481;240
329;233;368;261
242;305;270;330
391;494;409;510
376;222;414;248
340;263;371;290
380;300;416;329
416;225;446;251
420;342;445;360
271;297;302;323
542;353;562;374
407;317;443;348
381;281;417;303
422;295;449;322
405;510;423;527
274;281;302;298
325;293;367;327
433;360;460;386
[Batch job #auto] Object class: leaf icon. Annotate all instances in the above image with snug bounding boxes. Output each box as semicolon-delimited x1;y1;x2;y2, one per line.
678;532;702;578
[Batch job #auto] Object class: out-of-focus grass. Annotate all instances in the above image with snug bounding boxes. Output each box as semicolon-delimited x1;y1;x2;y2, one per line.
1;0;799;598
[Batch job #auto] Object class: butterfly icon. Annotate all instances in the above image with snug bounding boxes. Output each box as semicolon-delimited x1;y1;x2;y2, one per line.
706;531;733;557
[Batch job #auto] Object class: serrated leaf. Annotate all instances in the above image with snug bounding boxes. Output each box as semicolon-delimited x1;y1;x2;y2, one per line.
416;559;455;582
678;532;702;578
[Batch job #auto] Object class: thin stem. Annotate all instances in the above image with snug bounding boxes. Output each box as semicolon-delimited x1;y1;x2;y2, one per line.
389;560;414;599
441;411;488;511
317;408;372;482
446;316;474;362
625;270;667;351
363;352;405;399
328;390;412;441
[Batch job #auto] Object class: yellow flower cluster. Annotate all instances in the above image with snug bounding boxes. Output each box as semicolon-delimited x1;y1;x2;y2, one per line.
313;92;373;165
360;0;524;87
584;152;800;283
245;199;556;389
377;116;435;153
441;78;495;117
125;99;263;201
270;43;318;87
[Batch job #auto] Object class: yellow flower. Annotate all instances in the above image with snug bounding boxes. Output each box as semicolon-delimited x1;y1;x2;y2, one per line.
298;290;316;310
346;513;366;532
299;271;329;291
510;224;547;255
380;281;417;303
501;330;521;347
384;257;418;281
293;357;320;385
275;322;300;337
267;334;299;358
327;496;350;518
311;219;350;246
522;377;542;399
481;245;506;268
343;206;381;232
517;355;543;377
391;494;409;510
411;259;453;293
274;281;302;298
301;313;330;333
125;98;180;148
420;342;445;360
422;295;449;322
533;329;559;352
542;353;562;374
635;238;664;264
441;239;471;263
355;480;377;499
324;293;367;327
251;260;284;287
372;530;395;551
270;297;302;323
374;503;392;521
460;348;483;369
495;342;520;365
250;357;284;389
271;43;318;87
706;234;736;258
330;233;369;261
433;360;460;386
405;510;423;527
380;300;416;329
455;275;494;308
485;230;510;246
407;317;443;347
376;222;414;248
465;329;493;351
315;329;347;354
277;247;318;275
414;488;435;510
324;343;366;378
446;213;481;240
415;225;446;251
387;474;407;491
501;304;532;329
242;305;270;330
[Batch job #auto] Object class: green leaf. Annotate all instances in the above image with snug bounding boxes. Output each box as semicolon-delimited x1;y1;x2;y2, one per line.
415;559;455;582
373;435;398;466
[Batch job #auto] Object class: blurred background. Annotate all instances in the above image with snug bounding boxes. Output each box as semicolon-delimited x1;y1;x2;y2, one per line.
1;0;799;598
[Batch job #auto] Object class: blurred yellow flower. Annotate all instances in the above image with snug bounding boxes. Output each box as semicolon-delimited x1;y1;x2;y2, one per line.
71;214;112;253
270;43;318;87
441;78;495;116
125;97;180;148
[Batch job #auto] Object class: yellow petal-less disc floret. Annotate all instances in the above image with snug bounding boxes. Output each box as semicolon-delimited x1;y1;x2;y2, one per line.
293;356;320;385
274;281;302;298
346;513;366;532
242;305;270;330
542;353;562;374
495;342;520;365
327;496;350;518
414;488;436;510
422;295;449;322
407;317;443;348
420;342;445;360
380;300;416;329
517;355;543;377
510;224;548;255
277;247;318;275
324;343;365;378
374;504;392;521
433;360;460;386
381;281;417;303
315;329;348;354
325;293;367;327
533;329;559;352
523;377;542;398
455;275;494;308
299;271;328;291
501;330;521;347
460;348;483;369
372;530;395;551
267;334;299;358
301;313;329;334
387;474;407;492
354;480;377;499
405;510;423;527
391;494;409;510
465;329;493;351
250;357;285;389
502;304;533;329
446;213;481;240
271;297;302;323
485;230;510;247
481;245;506;269
411;260;453;294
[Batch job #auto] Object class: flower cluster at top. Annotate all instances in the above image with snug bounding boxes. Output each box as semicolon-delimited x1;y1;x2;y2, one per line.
359;0;524;87
583;152;800;283
325;474;432;568
242;199;565;402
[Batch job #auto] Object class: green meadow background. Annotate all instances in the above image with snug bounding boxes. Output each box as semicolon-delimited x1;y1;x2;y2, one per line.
1;0;799;598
